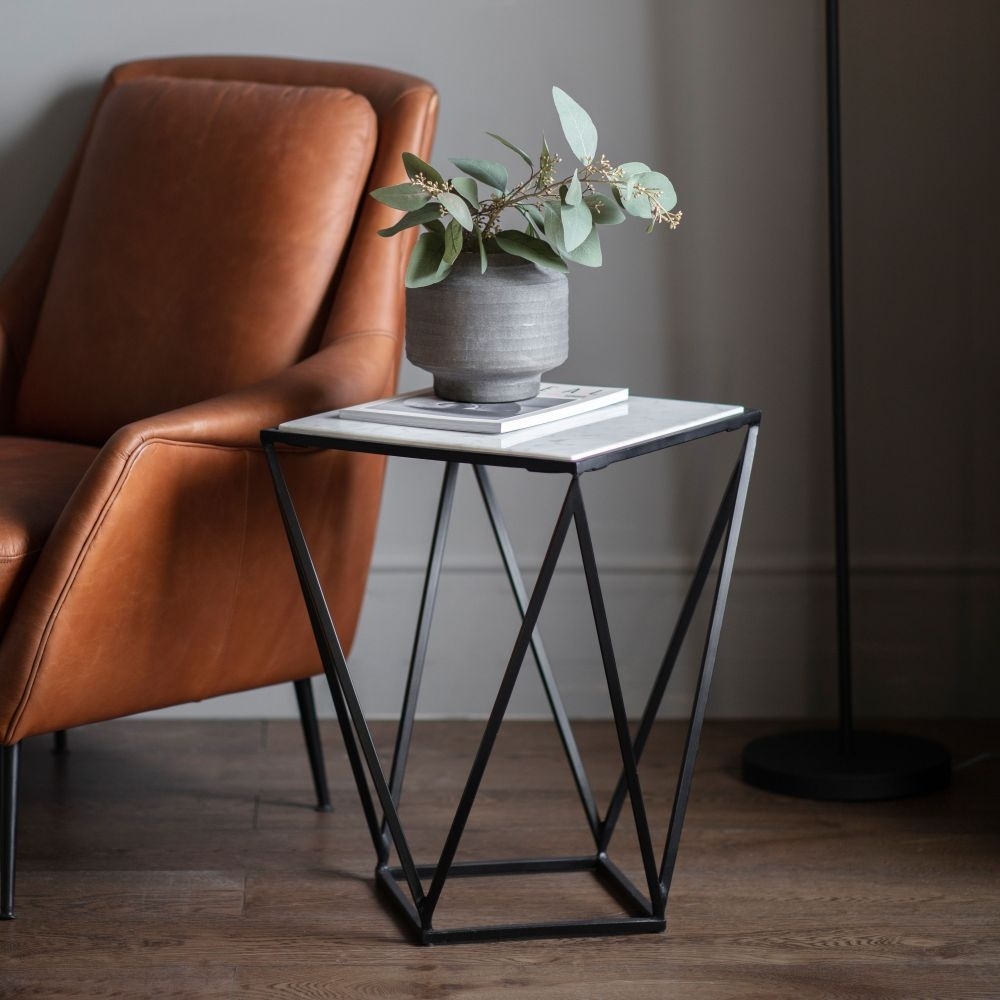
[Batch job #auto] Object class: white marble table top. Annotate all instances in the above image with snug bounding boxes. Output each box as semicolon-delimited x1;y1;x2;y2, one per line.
277;396;746;466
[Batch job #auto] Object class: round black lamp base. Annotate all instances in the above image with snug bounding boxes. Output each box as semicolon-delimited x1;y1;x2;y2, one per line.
741;730;951;802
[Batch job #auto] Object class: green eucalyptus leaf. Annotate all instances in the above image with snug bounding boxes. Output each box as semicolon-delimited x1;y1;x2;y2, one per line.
451;176;480;209
636;170;678;212
542;201;565;253
438;191;474;231
618;161;651;178
486;131;533;167
618;171;661;219
561;223;602;267
517;204;546;232
560;198;593;252
474;225;488;273
494;230;568;272
620;189;651;218
618;172;677;220
552;86;598;164
424;217;446;234
371;182;430;212
377;203;442;237
402;152;445;186
442;218;465;264
450;157;508;193
565;170;583;207
584;193;626;225
405;231;448;287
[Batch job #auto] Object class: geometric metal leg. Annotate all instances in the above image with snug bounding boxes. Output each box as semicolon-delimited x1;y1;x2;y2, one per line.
264;441;412;878
385;462;459;828
416;474;582;927
590;425;758;902
658;423;757;893
598;430;755;852
385;461;602;846
581;423;758;911
263;422;759;945
473;465;600;837
1;742;19;920
293;678;333;812
571;477;664;912
600;426;757;876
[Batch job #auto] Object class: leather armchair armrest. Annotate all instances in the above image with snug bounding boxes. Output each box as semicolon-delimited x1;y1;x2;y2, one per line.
49;325;399;568
0;328;399;741
105;328;399;454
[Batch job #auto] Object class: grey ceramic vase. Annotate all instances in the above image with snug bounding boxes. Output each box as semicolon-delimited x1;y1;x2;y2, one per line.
405;252;568;402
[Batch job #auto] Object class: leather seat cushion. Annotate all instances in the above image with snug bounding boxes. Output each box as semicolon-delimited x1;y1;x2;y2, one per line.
15;76;378;445
0;437;99;632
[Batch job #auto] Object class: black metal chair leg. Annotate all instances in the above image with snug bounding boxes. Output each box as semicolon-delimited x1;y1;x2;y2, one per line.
1;742;19;920
53;730;68;755
293;678;333;812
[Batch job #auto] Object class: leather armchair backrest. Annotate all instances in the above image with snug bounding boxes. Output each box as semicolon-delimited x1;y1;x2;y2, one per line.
14;74;377;445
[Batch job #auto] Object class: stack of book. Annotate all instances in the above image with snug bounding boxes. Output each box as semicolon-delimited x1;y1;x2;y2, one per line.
337;384;628;435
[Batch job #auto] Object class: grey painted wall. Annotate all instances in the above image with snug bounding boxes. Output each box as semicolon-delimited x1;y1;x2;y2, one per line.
1;1;996;720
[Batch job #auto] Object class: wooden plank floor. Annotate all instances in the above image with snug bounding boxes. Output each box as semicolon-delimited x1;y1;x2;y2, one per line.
1;718;997;999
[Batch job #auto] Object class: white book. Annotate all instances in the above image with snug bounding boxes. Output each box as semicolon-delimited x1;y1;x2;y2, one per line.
336;384;629;434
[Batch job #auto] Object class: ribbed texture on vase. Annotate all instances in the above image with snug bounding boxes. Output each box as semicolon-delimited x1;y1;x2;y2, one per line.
406;253;568;402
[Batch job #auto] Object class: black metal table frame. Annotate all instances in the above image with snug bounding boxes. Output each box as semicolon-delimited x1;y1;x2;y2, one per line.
262;409;759;945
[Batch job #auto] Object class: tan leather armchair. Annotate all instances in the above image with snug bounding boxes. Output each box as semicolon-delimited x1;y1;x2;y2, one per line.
0;56;438;918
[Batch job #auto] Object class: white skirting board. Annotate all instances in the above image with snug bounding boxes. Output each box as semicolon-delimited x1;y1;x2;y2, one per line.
142;562;1000;720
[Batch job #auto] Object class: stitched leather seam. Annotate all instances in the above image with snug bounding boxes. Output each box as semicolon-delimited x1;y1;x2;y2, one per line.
331;329;396;347
5;438;253;742
387;84;437;115
211;448;251;701
0;551;39;563
6;442;148;741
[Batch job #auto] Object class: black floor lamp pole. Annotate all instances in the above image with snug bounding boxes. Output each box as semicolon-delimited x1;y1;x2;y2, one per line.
826;0;854;757
740;0;951;800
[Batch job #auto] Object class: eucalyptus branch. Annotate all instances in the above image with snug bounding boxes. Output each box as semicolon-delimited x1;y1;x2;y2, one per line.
372;87;681;287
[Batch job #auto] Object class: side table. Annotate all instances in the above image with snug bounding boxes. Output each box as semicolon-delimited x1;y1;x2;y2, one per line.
262;396;759;944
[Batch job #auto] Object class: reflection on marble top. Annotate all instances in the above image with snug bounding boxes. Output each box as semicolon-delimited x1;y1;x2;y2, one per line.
277;396;745;464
